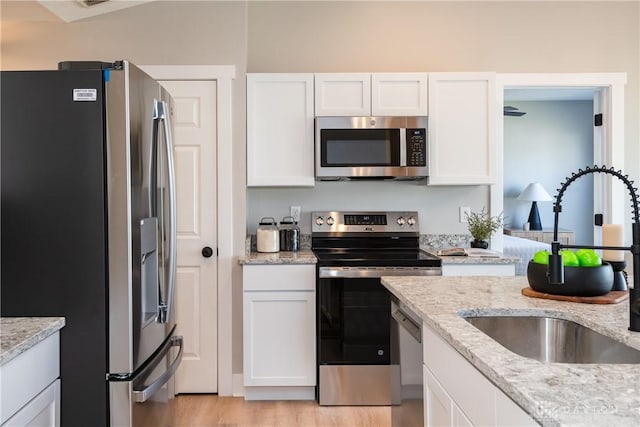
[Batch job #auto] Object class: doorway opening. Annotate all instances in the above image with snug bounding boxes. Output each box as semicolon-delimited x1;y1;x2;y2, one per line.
491;73;627;253
503;87;596;245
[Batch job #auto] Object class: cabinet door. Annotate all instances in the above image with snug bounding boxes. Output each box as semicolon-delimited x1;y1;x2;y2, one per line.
247;74;315;186
315;73;371;116
423;365;453;427
243;290;316;386
495;388;540;427
2;380;60;427
372;73;428;116
428;72;496;185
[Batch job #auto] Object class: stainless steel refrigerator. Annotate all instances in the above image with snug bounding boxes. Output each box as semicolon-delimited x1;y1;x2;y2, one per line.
1;60;183;426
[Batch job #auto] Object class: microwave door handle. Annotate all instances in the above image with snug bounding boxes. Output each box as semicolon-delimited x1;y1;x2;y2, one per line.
157;100;177;324
399;128;407;167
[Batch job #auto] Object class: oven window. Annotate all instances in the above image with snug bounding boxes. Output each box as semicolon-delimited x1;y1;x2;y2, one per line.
321;129;400;167
318;277;391;365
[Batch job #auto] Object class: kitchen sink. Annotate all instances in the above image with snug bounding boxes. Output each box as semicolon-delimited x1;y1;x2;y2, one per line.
463;315;640;364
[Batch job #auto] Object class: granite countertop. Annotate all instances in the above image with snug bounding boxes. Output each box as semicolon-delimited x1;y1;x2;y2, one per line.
421;246;520;265
240;247;518;266
239;249;317;265
1;317;65;366
381;276;640;427
437;254;520;265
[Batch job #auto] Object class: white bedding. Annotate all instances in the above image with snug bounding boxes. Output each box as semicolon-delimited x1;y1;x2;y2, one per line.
502;234;551;276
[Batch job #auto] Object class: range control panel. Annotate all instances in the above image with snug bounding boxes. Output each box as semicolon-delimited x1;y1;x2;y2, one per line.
312;211;419;233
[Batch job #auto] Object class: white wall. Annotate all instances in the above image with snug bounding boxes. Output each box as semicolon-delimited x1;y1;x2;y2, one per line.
504;101;594;244
246;0;639;247
247;182;489;235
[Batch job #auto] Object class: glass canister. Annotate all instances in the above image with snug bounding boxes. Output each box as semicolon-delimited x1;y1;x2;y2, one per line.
279;216;300;252
256;217;279;253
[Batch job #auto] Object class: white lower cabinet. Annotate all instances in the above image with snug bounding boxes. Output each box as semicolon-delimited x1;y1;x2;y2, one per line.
1;332;61;427
242;264;316;400
423;323;538;427
3;380;60;427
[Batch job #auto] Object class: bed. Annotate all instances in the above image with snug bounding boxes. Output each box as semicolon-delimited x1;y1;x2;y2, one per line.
502;234;551;276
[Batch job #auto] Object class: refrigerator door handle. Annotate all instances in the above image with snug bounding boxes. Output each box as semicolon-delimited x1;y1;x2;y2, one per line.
149;101;160;217
157;100;177;324
132;335;183;403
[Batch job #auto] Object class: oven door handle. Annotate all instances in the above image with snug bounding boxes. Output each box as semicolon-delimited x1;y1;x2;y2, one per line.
319;266;441;278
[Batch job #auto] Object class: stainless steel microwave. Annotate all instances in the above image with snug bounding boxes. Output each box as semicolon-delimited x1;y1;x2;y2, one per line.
315;116;428;180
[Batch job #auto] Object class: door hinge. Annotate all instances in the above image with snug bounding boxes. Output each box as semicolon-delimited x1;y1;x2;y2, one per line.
594;113;603;127
595;213;603;226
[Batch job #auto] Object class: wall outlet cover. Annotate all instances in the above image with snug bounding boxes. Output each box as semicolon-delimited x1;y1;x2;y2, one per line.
290;206;301;223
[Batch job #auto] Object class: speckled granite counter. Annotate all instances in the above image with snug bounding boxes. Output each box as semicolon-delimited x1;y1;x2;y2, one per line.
1;317;65;366
381;276;640;427
239;250;317;265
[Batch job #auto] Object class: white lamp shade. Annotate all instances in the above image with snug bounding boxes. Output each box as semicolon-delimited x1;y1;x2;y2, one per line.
517;182;552;202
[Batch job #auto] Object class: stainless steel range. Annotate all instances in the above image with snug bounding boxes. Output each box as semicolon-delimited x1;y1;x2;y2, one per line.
312;211;441;406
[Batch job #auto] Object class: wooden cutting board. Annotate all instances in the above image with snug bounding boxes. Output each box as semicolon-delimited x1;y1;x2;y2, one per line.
521;287;629;304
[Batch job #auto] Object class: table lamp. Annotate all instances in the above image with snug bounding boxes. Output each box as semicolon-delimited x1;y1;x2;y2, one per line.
517;182;552;230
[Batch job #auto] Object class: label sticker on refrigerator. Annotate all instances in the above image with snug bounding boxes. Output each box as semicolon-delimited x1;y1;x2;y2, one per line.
73;89;97;101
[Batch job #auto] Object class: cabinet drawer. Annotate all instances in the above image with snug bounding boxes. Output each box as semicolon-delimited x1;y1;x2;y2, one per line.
243;264;315;291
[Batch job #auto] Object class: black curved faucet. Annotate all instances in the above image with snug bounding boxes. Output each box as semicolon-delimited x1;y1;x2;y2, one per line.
547;165;640;332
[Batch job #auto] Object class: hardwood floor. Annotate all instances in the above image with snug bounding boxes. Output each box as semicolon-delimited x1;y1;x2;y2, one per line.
169;394;392;427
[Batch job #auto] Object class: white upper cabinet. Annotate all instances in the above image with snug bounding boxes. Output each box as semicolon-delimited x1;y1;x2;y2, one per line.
314;73;371;116
315;73;428;116
371;73;429;116
427;72;496;185
246;73;315;187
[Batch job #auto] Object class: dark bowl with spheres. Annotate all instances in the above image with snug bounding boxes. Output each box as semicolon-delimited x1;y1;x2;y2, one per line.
527;261;614;297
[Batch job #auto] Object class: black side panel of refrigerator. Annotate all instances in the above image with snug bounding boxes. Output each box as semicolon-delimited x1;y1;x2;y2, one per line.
1;70;109;427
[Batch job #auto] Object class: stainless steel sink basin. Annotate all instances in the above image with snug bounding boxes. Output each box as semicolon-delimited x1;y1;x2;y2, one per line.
463;315;640;364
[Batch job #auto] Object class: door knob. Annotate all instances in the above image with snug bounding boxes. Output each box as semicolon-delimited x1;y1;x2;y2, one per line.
202;247;214;258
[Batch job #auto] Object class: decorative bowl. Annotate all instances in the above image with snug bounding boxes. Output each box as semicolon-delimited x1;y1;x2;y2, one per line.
527;261;614;296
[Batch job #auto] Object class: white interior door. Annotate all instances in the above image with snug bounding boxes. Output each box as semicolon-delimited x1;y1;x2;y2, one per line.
161;80;218;393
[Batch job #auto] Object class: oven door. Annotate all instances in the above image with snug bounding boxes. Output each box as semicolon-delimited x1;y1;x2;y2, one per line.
318;275;392;365
317;272;398;406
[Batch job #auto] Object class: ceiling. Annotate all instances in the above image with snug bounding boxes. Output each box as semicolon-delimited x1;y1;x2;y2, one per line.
37;0;156;22
504;87;597;102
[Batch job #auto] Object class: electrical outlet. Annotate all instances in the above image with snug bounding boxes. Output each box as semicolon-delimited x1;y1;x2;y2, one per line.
290;206;301;223
460;206;471;223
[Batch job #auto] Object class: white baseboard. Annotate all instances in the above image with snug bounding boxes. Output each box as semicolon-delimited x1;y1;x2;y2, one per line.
232;373;244;397
244;386;315;401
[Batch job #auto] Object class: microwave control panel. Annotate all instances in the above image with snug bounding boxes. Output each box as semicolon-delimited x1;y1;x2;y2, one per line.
405;128;426;166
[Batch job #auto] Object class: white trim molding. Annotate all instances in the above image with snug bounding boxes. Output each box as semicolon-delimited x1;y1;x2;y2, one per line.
494;72;627;251
140;64;236;396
